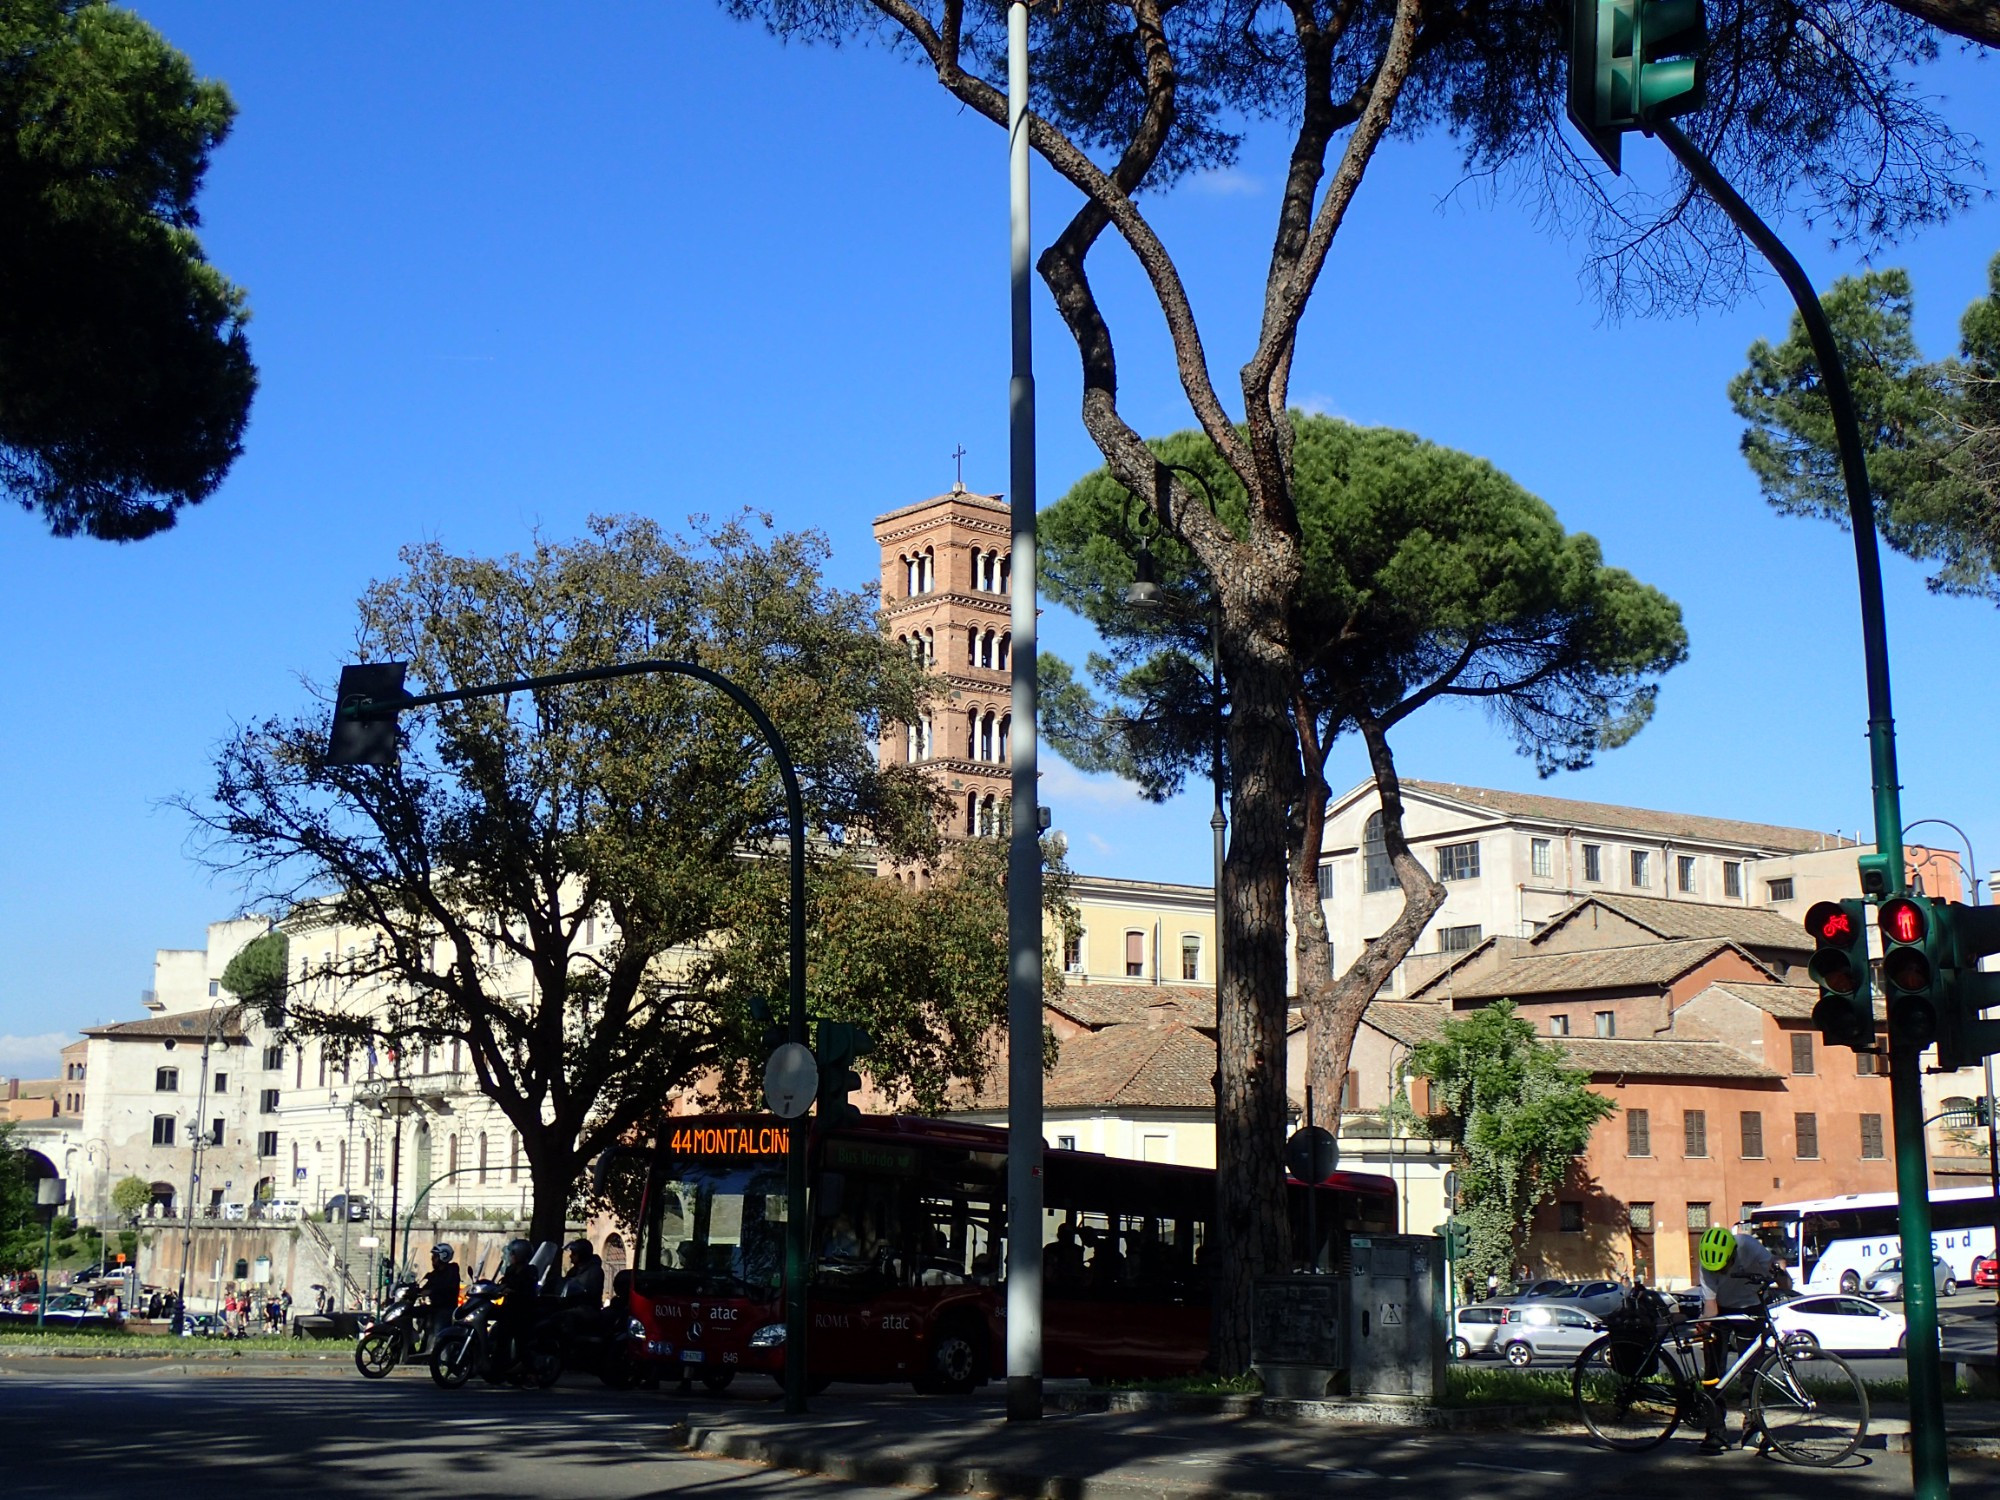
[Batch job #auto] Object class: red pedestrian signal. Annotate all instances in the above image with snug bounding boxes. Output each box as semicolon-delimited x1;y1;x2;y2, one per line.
1881;897;1927;946
1879;893;1940;1050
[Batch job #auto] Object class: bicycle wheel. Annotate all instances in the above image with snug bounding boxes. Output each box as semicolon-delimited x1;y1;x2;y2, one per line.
429;1324;477;1390
1747;1348;1868;1466
1573;1334;1684;1452
354;1327;402;1379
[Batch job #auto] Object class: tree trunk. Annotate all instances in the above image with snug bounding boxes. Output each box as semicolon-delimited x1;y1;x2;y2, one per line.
1294;715;1444;1140
1209;631;1301;1373
522;1128;578;1249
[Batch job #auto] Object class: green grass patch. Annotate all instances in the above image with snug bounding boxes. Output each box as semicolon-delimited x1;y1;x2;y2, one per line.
1442;1365;1574;1409
0;1329;325;1356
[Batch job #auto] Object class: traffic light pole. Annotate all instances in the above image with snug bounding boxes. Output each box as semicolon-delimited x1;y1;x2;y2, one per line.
1654;121;1948;1496
335;655;813;1412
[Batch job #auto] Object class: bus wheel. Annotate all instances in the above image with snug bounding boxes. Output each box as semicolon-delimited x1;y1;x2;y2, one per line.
1839;1271;1860;1294
919;1322;987;1396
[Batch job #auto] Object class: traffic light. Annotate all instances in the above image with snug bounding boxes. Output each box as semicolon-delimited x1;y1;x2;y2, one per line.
1879;894;1943;1051
1438;1217;1469;1263
326;662;409;767
1934;903;2000;1072
1804;899;1875;1051
814;1021;872;1129
1567;0;1710;174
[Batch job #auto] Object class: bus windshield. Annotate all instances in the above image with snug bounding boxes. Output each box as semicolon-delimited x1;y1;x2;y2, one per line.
638;1155;790;1297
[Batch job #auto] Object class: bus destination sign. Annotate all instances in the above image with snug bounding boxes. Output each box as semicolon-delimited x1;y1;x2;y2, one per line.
669;1123;790;1157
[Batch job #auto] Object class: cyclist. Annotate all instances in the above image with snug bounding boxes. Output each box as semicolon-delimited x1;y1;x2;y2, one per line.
1695;1223;1793;1453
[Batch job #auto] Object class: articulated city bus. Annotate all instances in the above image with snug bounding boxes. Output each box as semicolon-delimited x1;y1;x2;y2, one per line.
1746;1187;1997;1294
607;1114;1396;1393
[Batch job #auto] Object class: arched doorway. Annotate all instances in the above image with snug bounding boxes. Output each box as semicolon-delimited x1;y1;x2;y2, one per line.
148;1182;177;1218
602;1232;627;1279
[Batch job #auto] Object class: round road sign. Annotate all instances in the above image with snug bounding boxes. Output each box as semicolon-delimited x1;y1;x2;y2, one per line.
1284;1125;1338;1183
763;1041;818;1119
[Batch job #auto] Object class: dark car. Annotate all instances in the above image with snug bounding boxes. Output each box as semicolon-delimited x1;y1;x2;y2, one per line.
322;1194;371;1223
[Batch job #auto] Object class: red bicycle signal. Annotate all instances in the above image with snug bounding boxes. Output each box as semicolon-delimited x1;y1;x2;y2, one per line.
1805;901;1855;945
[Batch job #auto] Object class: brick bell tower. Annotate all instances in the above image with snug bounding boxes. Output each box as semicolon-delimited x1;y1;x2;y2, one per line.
873;479;1016;841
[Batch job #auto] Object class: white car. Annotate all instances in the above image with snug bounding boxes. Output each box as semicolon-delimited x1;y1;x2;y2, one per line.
259;1199;303;1222
1770;1294;1910;1355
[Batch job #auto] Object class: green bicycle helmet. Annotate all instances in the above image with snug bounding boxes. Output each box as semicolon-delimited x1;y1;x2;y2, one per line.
1698;1224;1737;1273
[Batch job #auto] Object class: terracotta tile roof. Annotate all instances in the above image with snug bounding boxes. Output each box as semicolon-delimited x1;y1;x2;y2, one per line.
82;1004;251;1043
1402;780;1854;855
1410;937;1776;1001
977;1021;1218;1110
1364;1001;1776;1079
1537;894;1812;952
1047;983;1214;1030
1691;981;1822;1021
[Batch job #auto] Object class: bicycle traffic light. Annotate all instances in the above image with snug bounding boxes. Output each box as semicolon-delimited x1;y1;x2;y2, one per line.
1804;899;1876;1051
1934;903;2000;1072
1879;894;1943;1051
814;1021;872;1129
1567;0;1710;174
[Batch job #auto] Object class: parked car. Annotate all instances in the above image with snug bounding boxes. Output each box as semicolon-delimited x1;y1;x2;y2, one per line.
1496;1301;1607;1367
1448;1303;1509;1360
258;1198;303;1222
220;1201;249;1222
323;1194;371;1223
1972;1254;1997;1290
1516;1279;1578;1301
1863;1254;1956;1300
1524;1279;1627;1318
1770;1295;1910;1355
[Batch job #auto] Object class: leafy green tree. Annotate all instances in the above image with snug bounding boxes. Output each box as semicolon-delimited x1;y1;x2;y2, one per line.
1402;1001;1617;1292
730;0;1978;1370
1730;256;2000;602
1043;414;1685;1124
1;0;255;540
0;1121;45;1269
109;1174;151;1221
219;930;289;1010
701;833;1074;1115
182;515;944;1243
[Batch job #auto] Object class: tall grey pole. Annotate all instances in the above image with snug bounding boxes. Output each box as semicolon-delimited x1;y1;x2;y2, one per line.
1003;0;1044;1426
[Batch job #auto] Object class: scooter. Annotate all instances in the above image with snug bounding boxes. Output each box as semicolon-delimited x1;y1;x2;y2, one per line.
353;1279;428;1378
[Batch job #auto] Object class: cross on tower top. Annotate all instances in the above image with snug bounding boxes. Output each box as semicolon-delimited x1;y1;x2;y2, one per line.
951;444;967;492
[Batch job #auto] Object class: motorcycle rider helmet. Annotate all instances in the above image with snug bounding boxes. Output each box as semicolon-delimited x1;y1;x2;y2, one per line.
1698;1224;1737;1274
430;1242;454;1266
503;1238;533;1268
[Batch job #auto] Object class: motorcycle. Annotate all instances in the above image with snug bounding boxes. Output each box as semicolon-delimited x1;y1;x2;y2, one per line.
354;1280;429;1378
429;1276;561;1391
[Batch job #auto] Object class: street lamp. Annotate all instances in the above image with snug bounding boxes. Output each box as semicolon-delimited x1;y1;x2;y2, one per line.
361;1080;419;1297
34;1176;67;1330
169;1004;233;1335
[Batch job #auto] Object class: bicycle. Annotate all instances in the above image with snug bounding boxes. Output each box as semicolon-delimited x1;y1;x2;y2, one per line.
1571;1283;1868;1465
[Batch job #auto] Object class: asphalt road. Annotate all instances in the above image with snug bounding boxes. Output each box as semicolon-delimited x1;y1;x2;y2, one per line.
1;1362;1987;1500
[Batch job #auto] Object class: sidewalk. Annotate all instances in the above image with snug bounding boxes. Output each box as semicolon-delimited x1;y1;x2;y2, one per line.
652;1385;2000;1499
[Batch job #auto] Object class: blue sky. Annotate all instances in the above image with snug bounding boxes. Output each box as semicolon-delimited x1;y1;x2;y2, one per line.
3;5;1997;1074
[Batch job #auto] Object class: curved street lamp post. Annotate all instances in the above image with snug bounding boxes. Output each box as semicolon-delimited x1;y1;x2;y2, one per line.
330;653;812;1410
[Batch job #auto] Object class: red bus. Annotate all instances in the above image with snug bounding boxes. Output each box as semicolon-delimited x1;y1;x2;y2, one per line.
609;1113;1395;1393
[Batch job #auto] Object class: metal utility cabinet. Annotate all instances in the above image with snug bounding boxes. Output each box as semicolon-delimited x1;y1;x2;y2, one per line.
1345;1234;1445;1401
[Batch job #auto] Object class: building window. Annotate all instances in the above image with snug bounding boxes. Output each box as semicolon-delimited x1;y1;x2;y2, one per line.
1180;935;1201;981
1594;1010;1616;1037
210;1119;224;1147
1677;855;1697;894
1559;1201;1585;1233
1630;849;1651;888
257;1131;278;1158
1583;844;1603;882
1740;1111;1764;1159
155;1067;178;1092
1316;862;1334;901
1627;1109;1651;1157
1860;1114;1885;1159
1438;923;1482;953
1124;930;1145;978
1436;841;1481;882
263;1044;284;1071
1363;813;1395;893
259;1088;279;1114
1531;838;1553;879
477;1133;489;1185
152;1115;176;1146
1768;877;1795;902
1795;1112;1820;1159
1684;1109;1708;1158
212;1072;227;1094
509;1132;521;1184
1856;1050;1877;1076
1629;1202;1654;1233
1790;1033;1815;1075
1724;860;1743;898
1056;1135;1078;1151
1686;1202;1711;1231
1549;1014;1570;1037
1063;930;1084;974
